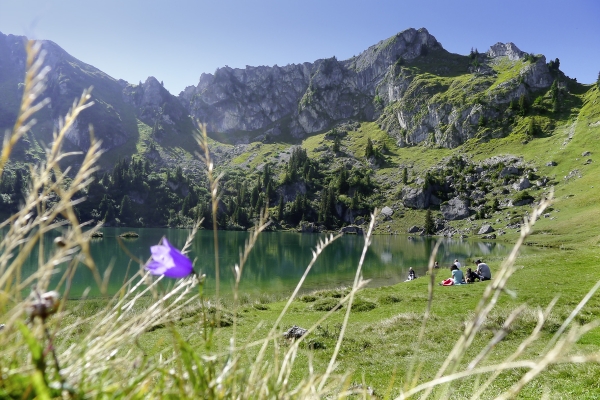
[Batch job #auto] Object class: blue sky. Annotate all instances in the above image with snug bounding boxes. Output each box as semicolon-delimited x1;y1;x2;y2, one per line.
1;0;599;94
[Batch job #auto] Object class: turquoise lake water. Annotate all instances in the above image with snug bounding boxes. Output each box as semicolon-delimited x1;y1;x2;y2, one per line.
18;228;526;298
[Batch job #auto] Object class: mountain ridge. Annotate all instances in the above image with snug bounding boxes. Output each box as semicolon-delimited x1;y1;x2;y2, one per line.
0;27;573;159
1;27;598;239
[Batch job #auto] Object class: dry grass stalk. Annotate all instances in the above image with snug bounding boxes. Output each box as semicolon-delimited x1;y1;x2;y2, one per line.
194;124;223;307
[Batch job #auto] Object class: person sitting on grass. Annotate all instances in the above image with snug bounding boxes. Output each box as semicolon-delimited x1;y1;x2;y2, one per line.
407;267;416;281
465;267;480;283
475;259;492;281
441;264;465;286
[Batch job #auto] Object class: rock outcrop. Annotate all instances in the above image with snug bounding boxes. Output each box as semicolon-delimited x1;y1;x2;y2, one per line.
401;185;430;209
178;28;443;140
122;76;194;138
0;31;139;153
0;27;561;167
478;224;495;235
441;197;471;220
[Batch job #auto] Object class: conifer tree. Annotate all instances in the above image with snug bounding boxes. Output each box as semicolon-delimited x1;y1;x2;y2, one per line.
424;209;435;235
402;167;408;184
250;183;260;209
182;194;192;215
13;170;24;199
351;192;359;210
104;202;115;223
337;167;349;194
333;136;341;152
518;95;528;116
119;195;133;224
492;198;500;211
262;164;271;188
265;182;273;207
365;138;374;158
277;196;284;220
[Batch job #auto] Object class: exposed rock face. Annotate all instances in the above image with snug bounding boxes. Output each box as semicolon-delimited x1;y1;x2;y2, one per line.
0;31;139;153
407;225;421;233
487;42;523;61
381;206;394;217
179;28;442;140
401;185;430;209
441;197;471;220
278;182;307;203
376;41;553;149
122;76;193;138
283;325;307;339
340;225;363;234
500;166;520;177
0;27;560;165
478;224;495;235
513;178;531;191
0;30;199;168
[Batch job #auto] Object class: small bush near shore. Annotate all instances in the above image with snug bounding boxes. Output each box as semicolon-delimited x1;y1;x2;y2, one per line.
350;298;377;312
379;294;402;304
311;298;341;311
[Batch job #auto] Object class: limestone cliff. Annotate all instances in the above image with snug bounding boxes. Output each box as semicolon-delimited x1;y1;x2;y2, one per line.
376;41;554;148
0;27;562;162
179;29;555;148
122;76;194;139
179;28;443;142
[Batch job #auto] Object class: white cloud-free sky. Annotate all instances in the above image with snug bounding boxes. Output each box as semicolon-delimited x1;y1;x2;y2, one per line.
1;0;599;94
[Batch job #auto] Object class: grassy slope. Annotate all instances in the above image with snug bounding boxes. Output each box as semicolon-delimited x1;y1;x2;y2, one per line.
130;86;600;397
131;246;600;398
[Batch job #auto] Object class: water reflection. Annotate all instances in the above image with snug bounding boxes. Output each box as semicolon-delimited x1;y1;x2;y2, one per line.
18;228;520;298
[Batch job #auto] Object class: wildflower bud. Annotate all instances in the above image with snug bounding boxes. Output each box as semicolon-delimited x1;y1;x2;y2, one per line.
27;291;60;320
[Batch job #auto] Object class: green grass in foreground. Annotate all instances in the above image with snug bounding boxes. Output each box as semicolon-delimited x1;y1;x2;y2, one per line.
55;243;600;399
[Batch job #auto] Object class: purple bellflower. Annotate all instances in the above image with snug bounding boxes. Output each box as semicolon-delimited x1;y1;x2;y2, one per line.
146;238;194;278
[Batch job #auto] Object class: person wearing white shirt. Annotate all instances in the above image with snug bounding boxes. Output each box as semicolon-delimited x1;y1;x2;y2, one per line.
454;259;461;269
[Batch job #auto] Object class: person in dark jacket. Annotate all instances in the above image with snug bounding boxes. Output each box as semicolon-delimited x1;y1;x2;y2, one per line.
465;267;480;283
407;267;416;281
475;259;492;281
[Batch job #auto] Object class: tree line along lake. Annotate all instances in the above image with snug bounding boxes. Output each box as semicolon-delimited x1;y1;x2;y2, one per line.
20;228;534;299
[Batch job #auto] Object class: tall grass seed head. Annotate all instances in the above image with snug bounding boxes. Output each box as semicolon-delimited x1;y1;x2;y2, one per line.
146;237;193;278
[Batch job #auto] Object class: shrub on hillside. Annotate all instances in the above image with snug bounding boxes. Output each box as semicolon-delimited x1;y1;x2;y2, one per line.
513;190;534;205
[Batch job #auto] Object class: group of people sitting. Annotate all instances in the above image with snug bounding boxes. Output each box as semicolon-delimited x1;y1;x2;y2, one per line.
440;259;491;286
406;259;492;285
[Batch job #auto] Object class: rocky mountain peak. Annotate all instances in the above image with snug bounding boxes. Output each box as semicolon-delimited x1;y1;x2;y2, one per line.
177;27;449;139
122;75;191;133
487;42;524;61
349;27;442;73
139;76;170;107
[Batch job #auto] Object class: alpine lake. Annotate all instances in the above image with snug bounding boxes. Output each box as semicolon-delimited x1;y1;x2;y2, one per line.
23;228;535;299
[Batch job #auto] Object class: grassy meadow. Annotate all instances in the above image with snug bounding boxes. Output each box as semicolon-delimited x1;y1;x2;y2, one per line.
2;43;600;399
